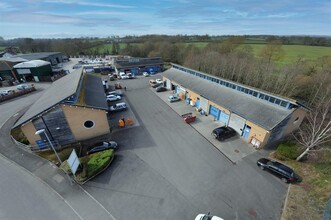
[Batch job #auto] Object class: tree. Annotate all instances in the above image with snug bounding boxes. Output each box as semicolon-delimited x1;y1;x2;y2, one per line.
294;97;331;161
259;40;285;64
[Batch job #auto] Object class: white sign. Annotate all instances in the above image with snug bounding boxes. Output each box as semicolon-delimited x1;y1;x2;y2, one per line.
68;149;80;175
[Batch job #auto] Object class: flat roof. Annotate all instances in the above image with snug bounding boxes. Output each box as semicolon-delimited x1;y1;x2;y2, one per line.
163;67;295;130
115;57;163;69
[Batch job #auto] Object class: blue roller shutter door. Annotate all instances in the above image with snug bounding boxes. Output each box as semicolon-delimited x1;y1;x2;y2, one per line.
196;99;200;108
209;105;220;118
219;111;230;125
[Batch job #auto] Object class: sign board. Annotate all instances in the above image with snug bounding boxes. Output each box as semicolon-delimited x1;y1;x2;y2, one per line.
67;149;80;175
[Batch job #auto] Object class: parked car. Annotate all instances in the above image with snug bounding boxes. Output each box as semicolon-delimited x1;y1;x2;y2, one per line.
127;73;134;79
109;102;127;112
155;79;163;84
211;126;236;141
1;89;15;96
149;79;157;87
155;86;167;92
195;213;224;220
107;90;123;97
17;84;32;90
106;94;121;102
168;95;180;102
257;158;302;183
87;141;118;155
143;72;149;77
119;72;129;79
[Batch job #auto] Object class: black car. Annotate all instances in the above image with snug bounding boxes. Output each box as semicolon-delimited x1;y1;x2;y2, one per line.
257;158;302;183
87;141;118;155
155;86;167;92
211;126;236;141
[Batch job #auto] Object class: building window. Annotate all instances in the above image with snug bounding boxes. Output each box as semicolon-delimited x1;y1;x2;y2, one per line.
84;120;94;128
293;117;300;124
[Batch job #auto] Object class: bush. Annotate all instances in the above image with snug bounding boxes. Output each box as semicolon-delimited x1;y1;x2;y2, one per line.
276;141;303;160
85;149;113;177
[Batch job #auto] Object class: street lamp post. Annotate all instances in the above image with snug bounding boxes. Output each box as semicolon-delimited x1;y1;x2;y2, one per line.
35;129;73;185
35;129;62;165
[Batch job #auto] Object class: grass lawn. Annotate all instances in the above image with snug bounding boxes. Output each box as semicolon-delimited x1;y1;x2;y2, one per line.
270;152;331;220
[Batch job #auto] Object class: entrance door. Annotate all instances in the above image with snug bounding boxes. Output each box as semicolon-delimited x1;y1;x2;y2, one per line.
243;125;251;140
228;113;246;135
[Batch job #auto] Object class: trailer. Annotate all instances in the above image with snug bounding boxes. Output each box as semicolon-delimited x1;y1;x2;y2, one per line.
181;112;196;123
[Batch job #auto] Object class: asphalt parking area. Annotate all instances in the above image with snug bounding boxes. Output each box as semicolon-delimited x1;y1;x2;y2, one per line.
83;75;288;220
152;88;256;163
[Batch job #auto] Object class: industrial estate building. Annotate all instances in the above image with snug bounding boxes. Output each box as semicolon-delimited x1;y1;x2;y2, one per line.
114;57;164;75
163;64;307;147
14;68;110;149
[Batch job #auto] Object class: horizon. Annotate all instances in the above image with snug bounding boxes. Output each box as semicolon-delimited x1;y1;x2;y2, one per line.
1;0;331;39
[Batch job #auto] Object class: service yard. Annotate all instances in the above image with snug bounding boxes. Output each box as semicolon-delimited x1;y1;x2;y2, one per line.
82;75;288;220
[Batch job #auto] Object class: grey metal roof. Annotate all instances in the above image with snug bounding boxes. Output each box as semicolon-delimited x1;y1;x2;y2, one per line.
83;74;108;110
11;52;62;61
14;68;83;127
163;68;294;130
115;57;163;69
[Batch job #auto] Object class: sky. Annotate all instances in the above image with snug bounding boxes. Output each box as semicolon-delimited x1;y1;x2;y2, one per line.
0;0;331;39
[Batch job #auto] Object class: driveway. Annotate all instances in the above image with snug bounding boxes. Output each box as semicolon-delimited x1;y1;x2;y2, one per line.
83;75;288;220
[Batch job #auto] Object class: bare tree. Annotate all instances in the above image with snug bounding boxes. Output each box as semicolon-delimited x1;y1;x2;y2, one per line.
294;96;331;161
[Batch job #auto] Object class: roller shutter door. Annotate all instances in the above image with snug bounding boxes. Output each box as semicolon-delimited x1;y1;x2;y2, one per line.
228;113;246;135
209;105;220;118
199;97;208;112
166;79;171;89
219;111;230;125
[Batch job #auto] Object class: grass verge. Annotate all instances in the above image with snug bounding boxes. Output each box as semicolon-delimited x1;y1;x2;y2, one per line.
271;152;331;220
60;149;114;184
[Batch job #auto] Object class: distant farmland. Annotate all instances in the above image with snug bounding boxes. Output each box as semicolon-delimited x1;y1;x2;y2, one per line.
91;41;331;64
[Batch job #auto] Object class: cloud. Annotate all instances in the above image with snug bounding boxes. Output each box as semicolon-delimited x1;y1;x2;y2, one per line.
45;0;135;9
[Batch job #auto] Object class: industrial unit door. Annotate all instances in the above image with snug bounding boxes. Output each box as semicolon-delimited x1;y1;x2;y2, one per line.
219;111;230;125
209;105;220;118
199;97;208;112
228;113;246;135
166;79;171;89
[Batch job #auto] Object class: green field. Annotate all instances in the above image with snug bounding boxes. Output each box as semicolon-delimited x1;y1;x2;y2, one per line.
93;41;331;64
249;44;331;63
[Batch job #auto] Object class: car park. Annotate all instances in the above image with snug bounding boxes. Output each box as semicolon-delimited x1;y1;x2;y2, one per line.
168;95;180;102
195;213;224;220
155;86;167;92
211;126;236;141
106;94;122;102
87;141;118;155
109;102;127;112
257;158;302;183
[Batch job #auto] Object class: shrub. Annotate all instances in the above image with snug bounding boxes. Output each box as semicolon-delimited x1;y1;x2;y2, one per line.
276;141;303;160
85;149;114;177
